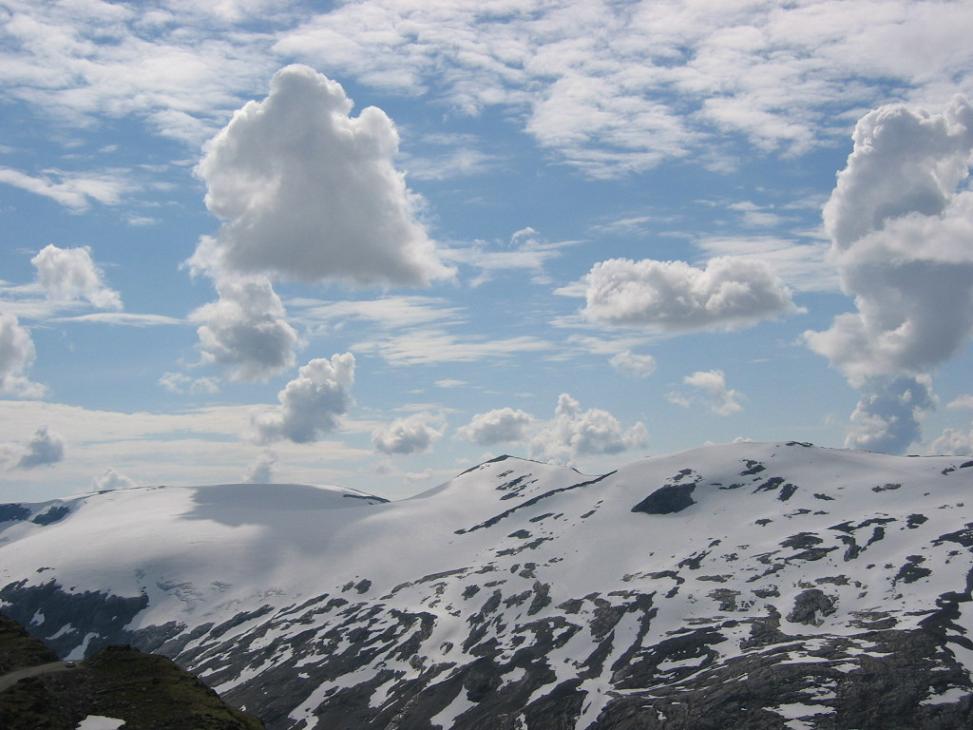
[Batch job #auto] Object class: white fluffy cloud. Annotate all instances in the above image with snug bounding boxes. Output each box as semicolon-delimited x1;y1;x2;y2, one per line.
669;370;744;416
31;245;122;309
845;376;935;454
15;426;65;470
243;450;277;483
609;350;656;378
190;64;452;287
929;426;973;456
578;257;796;331
190;277;300;382
372;412;445;455
93;467;136;491
0;313;46;398
529;394;647;465
806;96;973;384
252;353;355;444
458;408;533;446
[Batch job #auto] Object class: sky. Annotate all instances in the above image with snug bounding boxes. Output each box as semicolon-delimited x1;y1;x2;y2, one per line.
2;0;973;501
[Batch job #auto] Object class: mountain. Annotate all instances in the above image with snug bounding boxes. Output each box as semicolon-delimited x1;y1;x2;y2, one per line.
1;443;972;729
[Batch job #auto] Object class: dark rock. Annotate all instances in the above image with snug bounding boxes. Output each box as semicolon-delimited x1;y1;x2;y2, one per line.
894;555;932;585
872;483;902;493
31;506;70;526
0;504;30;524
740;460;766;475
787;589;836;625
632;483;696;515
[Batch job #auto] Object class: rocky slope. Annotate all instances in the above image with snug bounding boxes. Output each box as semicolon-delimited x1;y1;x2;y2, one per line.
0;614;263;729
0;443;972;728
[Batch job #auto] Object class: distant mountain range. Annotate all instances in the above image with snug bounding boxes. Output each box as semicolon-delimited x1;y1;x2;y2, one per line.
1;442;972;729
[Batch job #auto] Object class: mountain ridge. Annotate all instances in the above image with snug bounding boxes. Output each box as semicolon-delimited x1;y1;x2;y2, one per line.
1;442;972;728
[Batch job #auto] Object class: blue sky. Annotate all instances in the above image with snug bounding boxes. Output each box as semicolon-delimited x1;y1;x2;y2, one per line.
2;0;973;500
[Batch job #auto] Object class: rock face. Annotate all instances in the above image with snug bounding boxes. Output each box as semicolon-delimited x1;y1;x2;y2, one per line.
1;444;973;729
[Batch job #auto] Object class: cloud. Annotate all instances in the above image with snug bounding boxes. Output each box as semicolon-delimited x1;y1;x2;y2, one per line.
576;257;797;331
31;244;122;309
15;426;65;469
458;408;533;446
275;1;973;177
845;376;935;454
610;350;656;378
402;138;496;181
352;329;552;367
4;2;973;179
441;228;576;286
929;425;973;456
728;201;788;229
0;2;277;146
93;467;136;491
696;237;838;294
287;296;463;333
52;312;183;327
0;313;46;398
805;96;973;385
434;379;466;389
529;394;647;465
252;353;355;444
189;64;452;287
243;450;277;483
372;412;445;455
190;276;300;381
158;372;220;395
947;395;973;411
0;167;129;211
668;369;744;416
0;399;371;491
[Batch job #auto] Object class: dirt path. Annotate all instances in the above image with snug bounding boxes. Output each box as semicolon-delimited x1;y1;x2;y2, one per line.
0;660;75;693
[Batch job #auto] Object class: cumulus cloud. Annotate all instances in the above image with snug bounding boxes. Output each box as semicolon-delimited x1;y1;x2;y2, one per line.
609;350;656;378
15;426;65;469
529;394;647;465
578;257;796;331
805;97;973;384
252;353;355;444
0;313;46;398
372;412;445;455
31;244;122;309
929;426;973;457
844;376;935;454
189;64;452;287
669;370;744;416
190;276;300;381
458;408;533;446
243;450;277;483
93;467;136;491
158;372;220;395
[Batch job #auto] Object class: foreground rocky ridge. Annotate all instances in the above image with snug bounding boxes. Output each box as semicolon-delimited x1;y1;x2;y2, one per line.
1;443;972;728
0;614;263;729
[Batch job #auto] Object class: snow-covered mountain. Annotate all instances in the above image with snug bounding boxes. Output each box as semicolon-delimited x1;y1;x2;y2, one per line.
1;442;972;729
